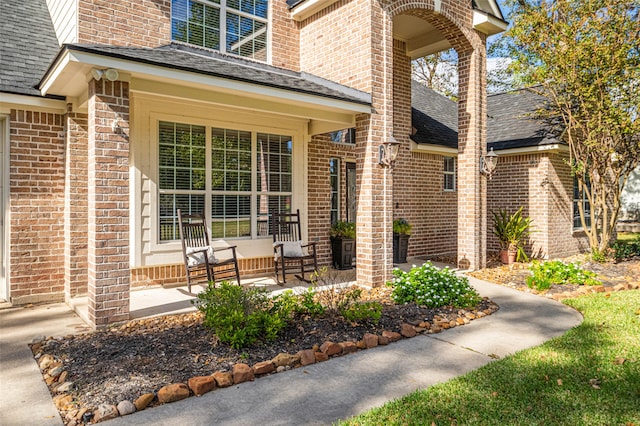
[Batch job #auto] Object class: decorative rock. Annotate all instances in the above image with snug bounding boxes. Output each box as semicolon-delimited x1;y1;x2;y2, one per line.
476;311;486;318
53;394;73;410
400;323;417;338
39;354;55;370
157;383;190;403
93;404;118;423
382;330;402;342
133;393;155;411
465;313;476;320
297;349;316;366
232;363;255;384
418;321;431;329
32;336;46;344
49;366;64;378
212;371;233;388
314;352;329;362
252;360;276;375
45;376;57;386
356;340;367;349
116;400;136;416
339;341;357;354
363;333;378;349
272;353;300;368
431;326;442;334
377;335;389;346
56;382;74;393
320;341;342;356
448;320;457;328
188;376;216;396
58;371;68;384
414;326;426;333
456;317;465;326
593;286;606;293
276;365;286;373
613;284;626;291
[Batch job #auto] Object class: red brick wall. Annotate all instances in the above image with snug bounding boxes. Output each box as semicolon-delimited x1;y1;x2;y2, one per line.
76;0;300;69
487;152;590;259
9;110;66;304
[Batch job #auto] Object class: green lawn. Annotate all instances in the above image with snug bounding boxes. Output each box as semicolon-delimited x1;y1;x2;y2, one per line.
341;291;640;426
618;232;640;243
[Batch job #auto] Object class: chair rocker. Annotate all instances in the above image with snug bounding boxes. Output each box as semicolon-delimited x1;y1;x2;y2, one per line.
271;209;318;284
178;209;241;292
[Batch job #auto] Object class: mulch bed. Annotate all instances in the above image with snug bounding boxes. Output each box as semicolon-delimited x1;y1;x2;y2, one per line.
31;286;498;425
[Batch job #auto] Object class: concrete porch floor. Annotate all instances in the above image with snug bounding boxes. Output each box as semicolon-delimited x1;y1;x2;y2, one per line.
68;267;360;326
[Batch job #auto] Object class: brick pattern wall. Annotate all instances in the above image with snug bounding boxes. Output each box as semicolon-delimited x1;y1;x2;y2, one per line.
78;0;171;47
9;110;66;305
87;79;131;327
77;0;301;69
487;152;590;259
64;107;89;300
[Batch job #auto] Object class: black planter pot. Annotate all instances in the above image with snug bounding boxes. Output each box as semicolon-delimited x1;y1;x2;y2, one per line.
393;233;410;264
331;237;355;270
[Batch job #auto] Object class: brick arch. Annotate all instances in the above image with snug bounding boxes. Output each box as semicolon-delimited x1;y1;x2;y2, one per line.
384;0;483;54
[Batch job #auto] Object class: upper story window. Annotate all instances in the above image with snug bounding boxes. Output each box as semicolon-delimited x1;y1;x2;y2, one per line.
171;0;268;61
443;157;456;191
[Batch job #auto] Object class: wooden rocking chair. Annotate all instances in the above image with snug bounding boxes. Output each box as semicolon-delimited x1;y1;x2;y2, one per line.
178;209;241;292
271;209;318;284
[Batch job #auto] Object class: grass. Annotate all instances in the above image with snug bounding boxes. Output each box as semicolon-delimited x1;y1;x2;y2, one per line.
341;290;640;426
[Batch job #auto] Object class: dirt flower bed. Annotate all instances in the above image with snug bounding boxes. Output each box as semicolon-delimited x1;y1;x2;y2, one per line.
469;254;640;299
30;286;498;425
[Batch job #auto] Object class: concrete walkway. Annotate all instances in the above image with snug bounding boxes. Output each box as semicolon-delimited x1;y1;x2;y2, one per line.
0;276;583;426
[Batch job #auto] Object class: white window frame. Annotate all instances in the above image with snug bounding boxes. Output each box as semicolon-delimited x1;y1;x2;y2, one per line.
171;0;270;61
157;120;293;242
443;156;456;192
573;175;591;230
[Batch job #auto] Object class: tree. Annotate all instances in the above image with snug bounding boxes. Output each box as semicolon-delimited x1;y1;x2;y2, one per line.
412;49;459;100
499;0;640;256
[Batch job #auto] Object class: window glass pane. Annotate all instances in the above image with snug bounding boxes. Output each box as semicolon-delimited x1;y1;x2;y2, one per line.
211;194;251;238
159;122;205;191
159;193;205;241
330;159;339;224
573;176;592;229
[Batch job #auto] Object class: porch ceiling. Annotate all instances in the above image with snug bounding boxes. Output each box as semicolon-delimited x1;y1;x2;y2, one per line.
39;44;371;135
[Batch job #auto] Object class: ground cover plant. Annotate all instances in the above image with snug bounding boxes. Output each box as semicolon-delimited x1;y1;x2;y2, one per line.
526;260;602;291
342;290;640;426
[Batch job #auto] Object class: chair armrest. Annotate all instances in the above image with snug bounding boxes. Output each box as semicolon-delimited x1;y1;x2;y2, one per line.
212;245;238;254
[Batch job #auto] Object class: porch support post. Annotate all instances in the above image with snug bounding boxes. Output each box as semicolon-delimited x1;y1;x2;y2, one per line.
87;79;130;328
64;104;88;302
457;35;488;270
356;7;394;287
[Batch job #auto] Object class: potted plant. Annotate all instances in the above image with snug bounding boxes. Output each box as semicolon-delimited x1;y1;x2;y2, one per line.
393;218;412;264
330;221;356;270
491;207;533;264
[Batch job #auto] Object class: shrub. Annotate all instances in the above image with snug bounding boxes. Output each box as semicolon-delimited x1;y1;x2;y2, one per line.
491;206;533;262
526;260;602;291
393;218;412;235
295;287;326;317
610;236;640;262
341;301;383;323
194;282;294;349
330;221;356;239
388;262;481;309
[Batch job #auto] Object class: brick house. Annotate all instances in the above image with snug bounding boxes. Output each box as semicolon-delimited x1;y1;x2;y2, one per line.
1;0;509;328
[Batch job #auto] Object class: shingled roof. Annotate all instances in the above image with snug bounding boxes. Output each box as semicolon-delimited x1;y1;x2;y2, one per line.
44;43;370;105
411;81;562;151
0;0;62;98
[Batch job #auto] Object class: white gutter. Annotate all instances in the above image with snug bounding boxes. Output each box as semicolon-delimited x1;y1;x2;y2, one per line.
0;93;67;114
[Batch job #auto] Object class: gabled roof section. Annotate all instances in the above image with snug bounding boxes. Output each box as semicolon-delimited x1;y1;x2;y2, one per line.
472;0;505;22
40;43;371;107
487;88;561;150
410;82;564;152
410;81;458;149
0;0;61;98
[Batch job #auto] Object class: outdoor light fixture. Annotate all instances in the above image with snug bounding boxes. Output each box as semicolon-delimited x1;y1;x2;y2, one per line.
379;137;401;168
480;147;498;179
91;68;119;81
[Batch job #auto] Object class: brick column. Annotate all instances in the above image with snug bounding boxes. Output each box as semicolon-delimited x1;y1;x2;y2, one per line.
64;105;88;301
87;79;130;327
457;36;487;270
356;7;395;287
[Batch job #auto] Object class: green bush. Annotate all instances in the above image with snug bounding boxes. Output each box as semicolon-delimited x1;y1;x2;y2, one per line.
388;262;481;308
194;282;294;349
295;287;326;317
526;260;602;291
610;236;640;262
393;218;412;235
341;300;383;323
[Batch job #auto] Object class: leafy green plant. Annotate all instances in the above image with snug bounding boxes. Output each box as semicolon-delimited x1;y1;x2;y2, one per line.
330;220;356;239
491;207;533;261
526;260;601;291
393;218;412;235
610;236;640;262
194;282;294;349
295;287;326;317
341;301;383;323
388;262;481;308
